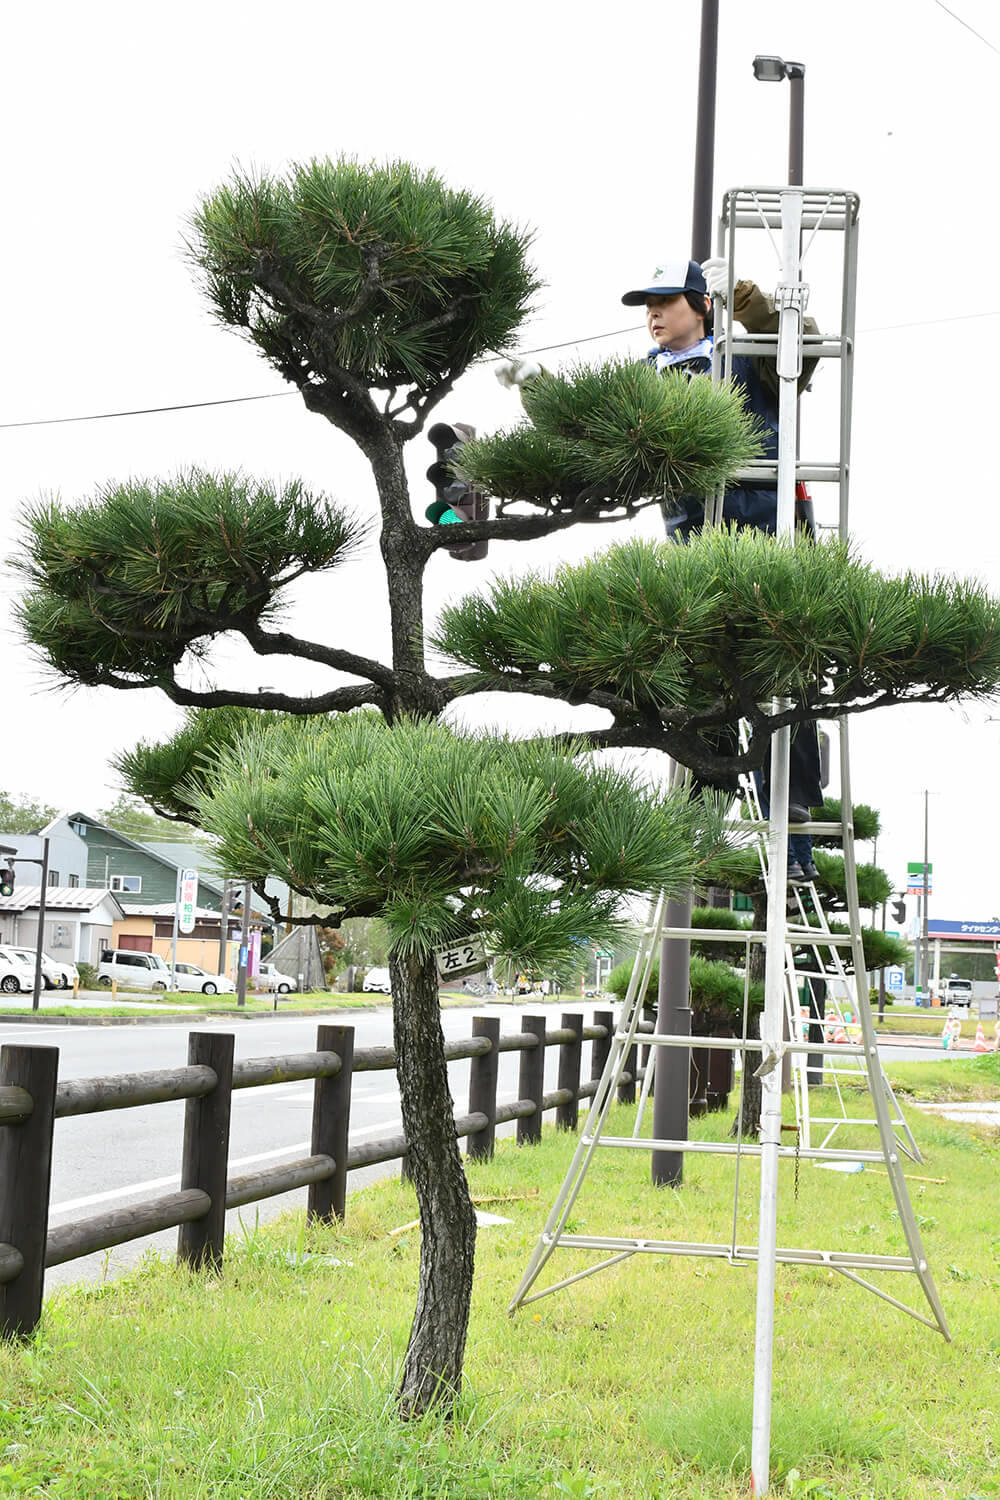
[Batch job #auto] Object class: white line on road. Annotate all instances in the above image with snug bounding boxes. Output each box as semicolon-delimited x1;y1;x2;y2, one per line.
49;1118;401;1215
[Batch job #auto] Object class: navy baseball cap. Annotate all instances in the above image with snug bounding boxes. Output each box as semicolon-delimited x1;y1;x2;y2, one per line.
621;258;707;306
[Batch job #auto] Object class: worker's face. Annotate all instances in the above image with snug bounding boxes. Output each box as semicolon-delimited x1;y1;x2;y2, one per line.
646;293;707;352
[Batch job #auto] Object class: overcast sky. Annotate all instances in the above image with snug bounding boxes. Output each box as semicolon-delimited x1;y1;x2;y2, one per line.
1;0;997;923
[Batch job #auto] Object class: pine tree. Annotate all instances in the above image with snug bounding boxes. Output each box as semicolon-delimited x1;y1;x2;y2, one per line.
14;158;1000;1413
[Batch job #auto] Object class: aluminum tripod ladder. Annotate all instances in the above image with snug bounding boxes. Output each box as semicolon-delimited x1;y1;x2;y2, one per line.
736;755;922;1163
509;187;950;1498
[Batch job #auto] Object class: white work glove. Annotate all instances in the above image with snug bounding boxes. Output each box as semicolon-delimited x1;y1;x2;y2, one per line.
495;357;542;390
701;256;730;300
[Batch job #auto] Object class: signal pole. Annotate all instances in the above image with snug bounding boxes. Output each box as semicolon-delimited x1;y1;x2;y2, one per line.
922;790;931;1004
652;0;720;1185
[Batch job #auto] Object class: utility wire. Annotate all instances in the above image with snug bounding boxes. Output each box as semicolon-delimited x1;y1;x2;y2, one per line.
4;309;1000;431
0;390;292;430
932;0;1000;55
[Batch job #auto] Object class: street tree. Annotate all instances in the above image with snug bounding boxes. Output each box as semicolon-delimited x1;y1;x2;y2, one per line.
14;157;1000;1412
0;791;58;834
121;707;721;1413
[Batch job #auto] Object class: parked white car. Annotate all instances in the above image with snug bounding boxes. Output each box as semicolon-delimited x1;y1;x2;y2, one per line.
362;966;392;994
170;962;235;996
8;947;73;991
55;959;80;989
256;961;296;994
0;946;35;994
97;949;171;991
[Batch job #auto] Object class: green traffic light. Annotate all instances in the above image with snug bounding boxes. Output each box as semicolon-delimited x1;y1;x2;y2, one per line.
424;499;463;525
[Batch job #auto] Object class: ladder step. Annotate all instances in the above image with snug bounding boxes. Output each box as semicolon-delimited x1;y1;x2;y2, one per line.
730;820;845;834
718;334;849;359
617;1032;867;1057
583;1135;887;1163
659;925;855;947
545;1234;912;1273
732;463;844;484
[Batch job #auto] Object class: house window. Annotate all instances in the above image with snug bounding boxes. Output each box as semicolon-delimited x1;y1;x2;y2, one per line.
109;875;142;894
71;822;87;837
68;874;79;888
47;870;59;887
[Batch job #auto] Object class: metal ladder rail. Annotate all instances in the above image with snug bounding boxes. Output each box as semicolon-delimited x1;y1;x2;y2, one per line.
713;186;859;533
737;755;817;1149
837;716;950;1338
509;891;667;1312
788;880;922;1161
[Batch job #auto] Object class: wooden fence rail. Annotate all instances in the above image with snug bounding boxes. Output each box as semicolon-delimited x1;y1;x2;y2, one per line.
0;1009;639;1339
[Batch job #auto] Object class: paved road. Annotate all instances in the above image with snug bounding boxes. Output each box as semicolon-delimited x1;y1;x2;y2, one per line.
0;1005;972;1293
1;1001;605;1290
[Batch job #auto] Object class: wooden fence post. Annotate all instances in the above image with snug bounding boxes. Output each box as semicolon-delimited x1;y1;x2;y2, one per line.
556;1012;583;1131
467;1016;500;1160
618;1014;637;1106
592;1009;613;1084
517;1015;546;1145
177;1032;234;1271
309;1024;354;1222
0;1045;58;1339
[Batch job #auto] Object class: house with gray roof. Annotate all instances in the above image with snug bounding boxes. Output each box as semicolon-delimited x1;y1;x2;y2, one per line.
0;884;125;966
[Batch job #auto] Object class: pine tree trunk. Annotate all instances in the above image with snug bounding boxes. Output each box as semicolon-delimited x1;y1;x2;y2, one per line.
732;893;767;1137
391;950;477;1418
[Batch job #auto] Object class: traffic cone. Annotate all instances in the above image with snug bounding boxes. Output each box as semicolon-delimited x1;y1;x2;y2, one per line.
974;1023;989;1053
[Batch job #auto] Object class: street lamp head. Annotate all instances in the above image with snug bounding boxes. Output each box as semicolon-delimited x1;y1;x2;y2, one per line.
753;54;787;82
752;55;805;83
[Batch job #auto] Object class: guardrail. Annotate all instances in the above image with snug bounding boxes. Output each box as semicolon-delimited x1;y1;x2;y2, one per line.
0;1009;643;1339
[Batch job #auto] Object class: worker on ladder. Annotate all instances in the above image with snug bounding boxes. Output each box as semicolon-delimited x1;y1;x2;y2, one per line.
497;255;823;878
619;256;823;881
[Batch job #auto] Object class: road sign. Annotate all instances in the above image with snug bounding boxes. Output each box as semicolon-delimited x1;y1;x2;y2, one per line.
178;868;198;934
886;966;904;992
435;935;486;980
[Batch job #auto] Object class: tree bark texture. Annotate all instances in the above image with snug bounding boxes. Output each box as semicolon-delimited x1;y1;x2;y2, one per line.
391;951;477;1417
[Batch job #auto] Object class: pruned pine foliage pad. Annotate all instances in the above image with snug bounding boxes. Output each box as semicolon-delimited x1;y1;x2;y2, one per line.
434;528;1000;715
145;709;728;971
189;158;539;390
16;471;364;686
457;359;764;513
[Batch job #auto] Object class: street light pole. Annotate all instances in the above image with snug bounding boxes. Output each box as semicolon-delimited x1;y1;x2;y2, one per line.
922;790;931;1005
752;56;806;181
786;62;805;185
691;0;719;260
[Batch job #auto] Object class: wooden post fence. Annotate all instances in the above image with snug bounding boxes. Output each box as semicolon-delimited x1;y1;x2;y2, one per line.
0;1003;618;1337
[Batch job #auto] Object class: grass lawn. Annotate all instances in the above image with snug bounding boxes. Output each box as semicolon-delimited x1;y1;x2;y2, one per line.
0;1057;998;1497
0;989;509;1020
876;1011;991;1043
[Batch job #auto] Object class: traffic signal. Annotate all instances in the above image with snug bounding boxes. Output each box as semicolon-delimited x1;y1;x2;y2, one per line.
0;867;14;897
891;897;906;925
426;422;489;561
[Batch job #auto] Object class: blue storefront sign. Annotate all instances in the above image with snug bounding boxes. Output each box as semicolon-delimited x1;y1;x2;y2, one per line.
927;919;1000;940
